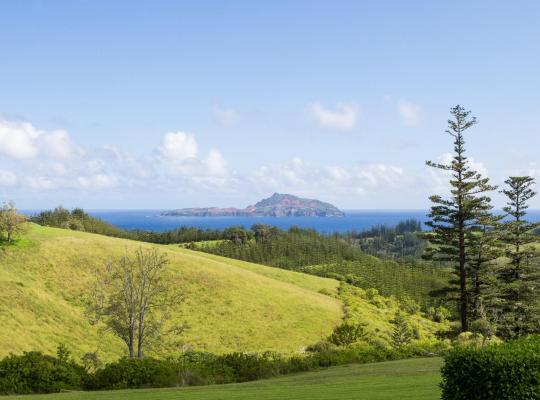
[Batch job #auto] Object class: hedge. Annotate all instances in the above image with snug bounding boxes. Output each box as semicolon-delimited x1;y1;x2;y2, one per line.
441;336;540;400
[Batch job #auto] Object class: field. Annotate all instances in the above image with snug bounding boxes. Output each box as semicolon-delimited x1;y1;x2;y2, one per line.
0;225;342;359
3;357;442;400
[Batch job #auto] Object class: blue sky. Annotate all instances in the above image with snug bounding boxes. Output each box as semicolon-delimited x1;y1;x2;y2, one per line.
1;1;539;209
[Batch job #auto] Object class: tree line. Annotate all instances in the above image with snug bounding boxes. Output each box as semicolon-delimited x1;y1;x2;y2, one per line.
424;105;540;339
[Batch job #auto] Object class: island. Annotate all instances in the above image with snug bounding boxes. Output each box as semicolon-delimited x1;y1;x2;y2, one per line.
162;193;345;217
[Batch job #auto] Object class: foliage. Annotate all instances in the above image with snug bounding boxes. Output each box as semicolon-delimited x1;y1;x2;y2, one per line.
344;219;426;261
441;336;540;400
31;207;224;243
0;201;28;244
303;261;449;309
1;342;448;394
87;248;183;359
88;357;177;390
0;357;444;400
196;225;370;269
493;176;540;339
424;105;497;332
193;224;448;308
31;207;124;237
328;323;367;346
391;312;413;347
0;349;87;395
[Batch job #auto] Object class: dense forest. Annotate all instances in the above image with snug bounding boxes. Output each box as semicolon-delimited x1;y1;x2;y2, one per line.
342;219;426;261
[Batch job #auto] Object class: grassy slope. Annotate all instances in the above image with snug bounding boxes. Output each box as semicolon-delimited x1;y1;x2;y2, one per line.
4;357;442;400
0;225;342;359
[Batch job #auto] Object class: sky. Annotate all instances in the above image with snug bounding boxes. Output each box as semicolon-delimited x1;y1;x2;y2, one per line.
1;0;540;209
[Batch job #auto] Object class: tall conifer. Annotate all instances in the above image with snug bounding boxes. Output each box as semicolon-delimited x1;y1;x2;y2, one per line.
424;105;496;332
497;176;540;337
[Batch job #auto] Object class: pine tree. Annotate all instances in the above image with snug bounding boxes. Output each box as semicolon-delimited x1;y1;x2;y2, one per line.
497;176;540;338
466;212;504;323
424;105;497;332
391;311;412;347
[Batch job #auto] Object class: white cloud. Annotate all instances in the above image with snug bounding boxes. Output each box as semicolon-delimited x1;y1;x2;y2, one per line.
76;174;118;189
26;176;57;190
0;120;79;160
204;149;229;177
158;131;198;161
37;130;79;159
213;106;240;127
306;102;359;131
0;170;17;186
398;100;423;127
0;120;40;159
253;158;405;197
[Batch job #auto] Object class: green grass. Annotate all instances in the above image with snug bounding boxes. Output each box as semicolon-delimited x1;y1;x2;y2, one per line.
3;357;442;400
0;225;445;361
0;225;342;360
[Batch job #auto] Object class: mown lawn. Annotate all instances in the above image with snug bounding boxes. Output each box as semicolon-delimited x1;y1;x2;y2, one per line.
5;358;442;400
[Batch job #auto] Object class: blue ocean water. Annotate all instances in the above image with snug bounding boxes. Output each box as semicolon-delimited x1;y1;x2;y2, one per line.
23;209;540;234
83;209;430;233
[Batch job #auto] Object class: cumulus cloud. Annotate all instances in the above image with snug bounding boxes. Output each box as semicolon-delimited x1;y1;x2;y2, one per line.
306;102;359;131
253;157;405;197
158;131;198;161
213;106;240;127
155;131;233;188
398;100;423;127
0;120;79;160
0;170;17;186
76;174;118;189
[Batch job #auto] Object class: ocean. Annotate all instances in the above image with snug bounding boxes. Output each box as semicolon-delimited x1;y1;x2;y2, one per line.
23;209;540;234
75;209;429;233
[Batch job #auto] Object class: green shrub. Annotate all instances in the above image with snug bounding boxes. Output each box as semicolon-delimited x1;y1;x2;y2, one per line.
441;336;540;400
0;351;87;395
328;323;367;346
305;340;337;353
88;358;176;390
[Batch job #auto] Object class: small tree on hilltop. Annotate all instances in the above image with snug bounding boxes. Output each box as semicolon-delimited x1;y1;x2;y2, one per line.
0;201;28;244
424;105;497;332
88;248;183;359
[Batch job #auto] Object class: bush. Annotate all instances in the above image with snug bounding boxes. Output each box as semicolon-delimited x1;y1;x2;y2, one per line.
88;358;176;390
0;351;87;395
305;340;337;353
1;340;450;394
328;323;367;346
441;336;540;400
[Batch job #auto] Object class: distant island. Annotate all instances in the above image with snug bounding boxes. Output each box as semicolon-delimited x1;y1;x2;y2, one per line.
162;193;345;217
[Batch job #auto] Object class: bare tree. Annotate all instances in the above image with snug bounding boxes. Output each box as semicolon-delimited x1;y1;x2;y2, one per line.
88;248;183;358
0;201;28;244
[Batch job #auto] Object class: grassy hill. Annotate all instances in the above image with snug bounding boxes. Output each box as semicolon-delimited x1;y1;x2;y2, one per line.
0;225;445;362
0;225;342;360
2;357;442;400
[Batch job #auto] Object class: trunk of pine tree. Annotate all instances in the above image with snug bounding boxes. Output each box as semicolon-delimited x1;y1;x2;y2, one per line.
459;224;468;332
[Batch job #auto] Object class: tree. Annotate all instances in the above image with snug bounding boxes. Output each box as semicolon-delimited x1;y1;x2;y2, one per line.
327;322;367;346
424;105;496;332
88;248;183;358
466;213;503;322
496;176;540;338
0;201;27;244
391;311;412;347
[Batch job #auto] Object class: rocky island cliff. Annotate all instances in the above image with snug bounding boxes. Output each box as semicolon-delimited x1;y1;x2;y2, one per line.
162;193;345;217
